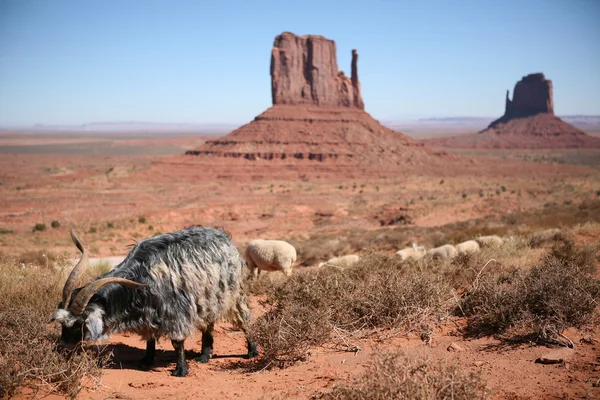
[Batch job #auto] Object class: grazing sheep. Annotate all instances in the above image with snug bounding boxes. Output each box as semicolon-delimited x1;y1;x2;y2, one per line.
426;244;458;260
475;235;504;247
455;240;480;255
50;227;257;377
245;239;297;278
318;254;360;269
395;247;426;261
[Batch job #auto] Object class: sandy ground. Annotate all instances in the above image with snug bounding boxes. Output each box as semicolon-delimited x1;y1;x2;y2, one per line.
4;133;600;399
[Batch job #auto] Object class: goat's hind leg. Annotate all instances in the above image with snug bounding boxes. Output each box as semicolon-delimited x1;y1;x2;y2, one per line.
232;295;258;359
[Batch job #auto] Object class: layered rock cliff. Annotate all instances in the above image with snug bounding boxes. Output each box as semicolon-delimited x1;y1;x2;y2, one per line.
270;32;364;109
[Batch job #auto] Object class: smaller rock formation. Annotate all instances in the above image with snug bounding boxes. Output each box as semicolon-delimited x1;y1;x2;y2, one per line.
504;73;554;119
486;72;557;130
270;32;364;109
422;73;600;149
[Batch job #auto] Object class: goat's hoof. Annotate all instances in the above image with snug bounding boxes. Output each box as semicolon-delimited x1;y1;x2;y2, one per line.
195;353;211;363
171;364;189;377
247;344;259;359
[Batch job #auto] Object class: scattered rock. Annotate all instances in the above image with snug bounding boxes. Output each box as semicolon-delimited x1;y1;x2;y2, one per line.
535;347;575;364
447;342;465;352
473;361;485;367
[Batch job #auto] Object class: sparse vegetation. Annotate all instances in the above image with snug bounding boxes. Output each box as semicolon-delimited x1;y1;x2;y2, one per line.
460;236;600;341
33;223;46;232
89;227;97;233
51;220;60;228
106;222;114;228
249;252;467;367
138;216;147;223
0;257;105;398
322;350;487;400
0;229;13;235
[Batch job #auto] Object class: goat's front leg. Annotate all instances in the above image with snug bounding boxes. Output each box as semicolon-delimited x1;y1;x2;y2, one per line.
171;339;189;377
138;339;156;368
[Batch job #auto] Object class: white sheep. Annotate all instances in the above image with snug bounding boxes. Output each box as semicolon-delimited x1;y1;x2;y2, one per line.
395;247;426;261
245;239;297;278
318;254;360;269
426;244;458;260
455;240;480;255
475;235;504;247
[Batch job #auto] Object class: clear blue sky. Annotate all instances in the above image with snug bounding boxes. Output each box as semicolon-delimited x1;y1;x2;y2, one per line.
0;0;599;126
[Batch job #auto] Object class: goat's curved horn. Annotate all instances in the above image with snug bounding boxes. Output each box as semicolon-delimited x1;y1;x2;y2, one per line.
69;278;147;315
62;230;89;307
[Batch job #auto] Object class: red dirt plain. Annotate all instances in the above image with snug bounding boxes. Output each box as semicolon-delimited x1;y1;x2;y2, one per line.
3;132;600;399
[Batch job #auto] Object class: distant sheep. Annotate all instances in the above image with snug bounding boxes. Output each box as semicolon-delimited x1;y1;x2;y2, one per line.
245;239;297;278
455;240;480;255
395;247;426;261
475;235;504;247
426;244;458;260
318;254;360;269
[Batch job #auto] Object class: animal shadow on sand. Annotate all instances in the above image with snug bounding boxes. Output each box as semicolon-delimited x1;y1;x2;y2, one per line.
97;342;251;374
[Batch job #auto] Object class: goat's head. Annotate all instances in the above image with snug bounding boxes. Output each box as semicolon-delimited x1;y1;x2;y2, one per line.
50;230;146;344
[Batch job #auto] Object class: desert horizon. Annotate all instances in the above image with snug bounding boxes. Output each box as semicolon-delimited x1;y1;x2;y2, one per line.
2;1;600;399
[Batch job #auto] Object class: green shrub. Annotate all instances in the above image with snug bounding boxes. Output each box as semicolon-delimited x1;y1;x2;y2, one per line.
33;223;46;232
50;220;60;229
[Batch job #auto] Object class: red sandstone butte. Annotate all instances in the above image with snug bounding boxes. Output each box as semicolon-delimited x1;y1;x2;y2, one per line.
186;32;457;170
271;32;364;110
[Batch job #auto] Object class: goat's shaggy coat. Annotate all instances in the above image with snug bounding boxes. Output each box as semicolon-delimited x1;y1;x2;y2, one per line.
51;226;257;377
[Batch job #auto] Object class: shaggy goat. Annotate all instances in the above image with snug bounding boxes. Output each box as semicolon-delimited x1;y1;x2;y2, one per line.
50;227;258;377
245;239;297;278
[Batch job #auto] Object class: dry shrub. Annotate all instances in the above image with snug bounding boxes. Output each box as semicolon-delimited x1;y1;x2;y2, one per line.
0;258;104;399
243;269;289;296
460;237;600;340
248;302;332;366
527;228;567;248
15;249;69;269
248;253;458;367
322;350;487;400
